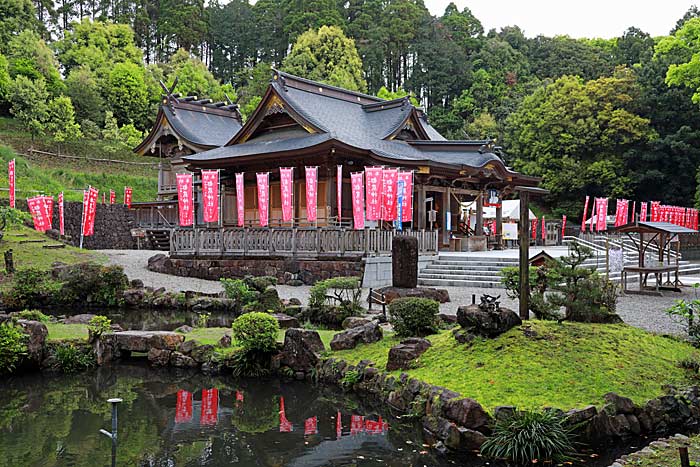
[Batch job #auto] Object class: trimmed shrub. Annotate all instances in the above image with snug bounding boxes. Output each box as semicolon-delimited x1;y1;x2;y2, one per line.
243;275;278;292
388;297;439;337
231;312;279;353
3;268;61;309
221;278;258;311
15;309;51;323
0;321;27;373
59;264;129;307
481;410;576;465
305;277;363;327
87;315;111;340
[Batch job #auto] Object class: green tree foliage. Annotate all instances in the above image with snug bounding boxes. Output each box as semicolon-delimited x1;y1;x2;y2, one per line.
8;75;48;138
6;30;64;96
505;69;656;215
46;96;82;142
105;62;150;129
65;66;105;126
101;110;143;152
282;26;367;92
0;54;11;110
0;0;40;55
164;49;237;102
157;0;208;58
657;17;700;105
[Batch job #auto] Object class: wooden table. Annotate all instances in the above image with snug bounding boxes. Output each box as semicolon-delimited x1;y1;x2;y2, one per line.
622;265;680;295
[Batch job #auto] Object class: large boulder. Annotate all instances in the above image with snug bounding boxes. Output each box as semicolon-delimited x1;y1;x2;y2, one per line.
386;337;431;371
330;322;383;351
379;286;450;304
456;305;521;338
170;351;198;368
442;398;491;431
280;329;325;371
17;319;48;365
106;330;184;353
392;235;418;288
342;317;372;329
259;286;283;312
271;313;299;329
147;348;171;366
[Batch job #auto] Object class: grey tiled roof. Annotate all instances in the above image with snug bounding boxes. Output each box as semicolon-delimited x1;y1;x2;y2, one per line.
184;71;505;170
163;106;241;147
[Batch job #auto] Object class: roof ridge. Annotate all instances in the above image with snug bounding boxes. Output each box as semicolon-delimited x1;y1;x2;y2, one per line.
273;68;383;104
362;96;410;112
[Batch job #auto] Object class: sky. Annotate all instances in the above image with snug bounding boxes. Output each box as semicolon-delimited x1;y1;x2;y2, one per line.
423;0;698;38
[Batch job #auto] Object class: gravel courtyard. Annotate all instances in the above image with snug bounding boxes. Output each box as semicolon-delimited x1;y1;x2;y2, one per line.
101;249;697;336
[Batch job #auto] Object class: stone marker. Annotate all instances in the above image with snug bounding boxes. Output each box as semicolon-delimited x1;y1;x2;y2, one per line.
392;235;418;288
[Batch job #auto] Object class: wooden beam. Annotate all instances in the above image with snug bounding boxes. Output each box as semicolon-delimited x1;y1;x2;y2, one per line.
519;190;530;320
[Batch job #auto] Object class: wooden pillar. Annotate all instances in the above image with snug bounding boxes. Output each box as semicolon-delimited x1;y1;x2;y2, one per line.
519;191;530;320
416;184;426;230
495;202;503;249
476;191;484;235
325;165;333;226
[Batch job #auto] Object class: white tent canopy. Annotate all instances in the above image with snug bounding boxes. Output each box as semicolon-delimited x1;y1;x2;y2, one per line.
461;199;536;221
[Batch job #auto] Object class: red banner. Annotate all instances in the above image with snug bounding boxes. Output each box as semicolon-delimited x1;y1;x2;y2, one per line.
27;196;49;232
381;168;398;221
109;189;115;205
596;198;608;231
200;388;219;426
43;196;53;230
581;196;589;232
651;201;660;222
304;416;318;435
561;215;566;238
351;415;364;435
176;173;194;226
58;192;64;236
235;173;245;227
364;167;382;221
8;159;15;208
398;171;413;222
640;202;647;222
337;165;343;221
531;218;537;240
305;167;318;223
279;397;292;432
202;169;219;223
589;197;596;231
351;172;365;230
630;201;636;224
81;187;98;236
123;186;132;208
336;411;342;439
256;172;270;227
175;390;192;423
280;168;294;223
365;416;385;434
541;216;546;240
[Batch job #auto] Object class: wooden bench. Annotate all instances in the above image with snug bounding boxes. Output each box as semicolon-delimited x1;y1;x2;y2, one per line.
622;265;680;296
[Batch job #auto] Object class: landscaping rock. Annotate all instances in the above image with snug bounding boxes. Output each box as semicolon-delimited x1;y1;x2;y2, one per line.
130;279;144;288
218;334;232;348
342;316;372;329
174;325;194;334
443;398;491;431
392;235;418;288
170;351;198;368
379;286;450;304
386;338;431;371
438;313;458;324
17;319;48;365
271;313;299;329
280;329;325;371
604;392;636;415
452;329;476;344
62;313;96;324
179;339;198;354
330;322;383;351
259;285;283;312
190;344;215;364
493;406;516;421
122;288;145;306
459;427;487;450
147;348;171;366
106;330;184;353
456;305;521;338
565;405;597;425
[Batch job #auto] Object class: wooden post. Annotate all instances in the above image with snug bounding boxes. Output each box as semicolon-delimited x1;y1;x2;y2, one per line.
495;202;503;250
679;446;690;467
416;184;426;230
476;191;484;235
4;249;14;274
519;191;530;320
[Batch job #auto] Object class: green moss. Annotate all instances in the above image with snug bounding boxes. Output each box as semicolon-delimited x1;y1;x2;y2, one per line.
331;321;698;411
46;323;89;342
188;327;338;348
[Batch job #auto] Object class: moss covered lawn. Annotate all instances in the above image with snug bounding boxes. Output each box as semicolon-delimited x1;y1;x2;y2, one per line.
330;320;698;411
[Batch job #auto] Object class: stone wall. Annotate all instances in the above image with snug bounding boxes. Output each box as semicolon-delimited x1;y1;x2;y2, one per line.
148;254;364;285
7;199;139;249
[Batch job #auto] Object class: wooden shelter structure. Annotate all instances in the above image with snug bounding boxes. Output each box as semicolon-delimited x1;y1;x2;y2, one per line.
614;221;696;295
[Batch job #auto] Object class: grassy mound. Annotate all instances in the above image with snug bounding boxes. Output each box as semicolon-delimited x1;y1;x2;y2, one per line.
331;320;698;411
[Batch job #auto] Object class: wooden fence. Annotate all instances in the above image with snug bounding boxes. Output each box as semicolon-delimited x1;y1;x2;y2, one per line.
170;227;438;258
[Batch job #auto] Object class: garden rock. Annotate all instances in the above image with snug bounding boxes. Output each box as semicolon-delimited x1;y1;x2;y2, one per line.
174;325;194;334
190;344;215;364
122;288;145;306
218;334;232;348
604;392;636;415
443;398;491;431
565;405;597;425
452;329;476;344
330;322;383;350
271;313;299;329
147;348;171;366
17;319;48;365
493;406;516;421
392;235;418;288
259;286;283;312
105;330;184;353
456;305;521;338
459;428;487;450
386;338;431;371
170;351;198;368
179;339;198;354
379;286;450;304
438;313;457;324
342;317;372;329
62;313;97;324
280;328;325;371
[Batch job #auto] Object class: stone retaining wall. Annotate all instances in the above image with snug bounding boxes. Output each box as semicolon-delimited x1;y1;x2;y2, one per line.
148;254;364;285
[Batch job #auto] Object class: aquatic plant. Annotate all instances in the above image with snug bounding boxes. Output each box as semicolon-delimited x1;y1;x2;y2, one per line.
51;343;95;373
481;410;576;465
0;321;27;373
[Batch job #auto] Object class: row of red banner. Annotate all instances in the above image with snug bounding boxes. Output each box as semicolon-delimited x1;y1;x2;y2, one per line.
580;196;699;231
176;166;414;229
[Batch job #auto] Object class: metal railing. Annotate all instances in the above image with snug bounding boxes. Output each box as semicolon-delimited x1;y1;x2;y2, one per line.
170;227;438;258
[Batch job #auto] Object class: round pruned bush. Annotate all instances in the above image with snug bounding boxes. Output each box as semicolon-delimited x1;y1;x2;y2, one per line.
388;297;440;337
231;312;279;353
0;321;27;374
480;410;576;465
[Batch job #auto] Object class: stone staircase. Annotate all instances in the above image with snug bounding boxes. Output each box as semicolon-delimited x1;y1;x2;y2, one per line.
146;229;171;251
418;238;700;288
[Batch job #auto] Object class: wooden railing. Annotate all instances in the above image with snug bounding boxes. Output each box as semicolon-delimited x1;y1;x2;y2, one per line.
170;227;438;258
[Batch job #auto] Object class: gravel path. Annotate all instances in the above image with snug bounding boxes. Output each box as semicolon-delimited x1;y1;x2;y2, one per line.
101;249;696;336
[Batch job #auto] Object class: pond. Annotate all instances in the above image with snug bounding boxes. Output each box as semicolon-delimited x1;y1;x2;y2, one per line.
53;308;237;331
0;364;647;466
